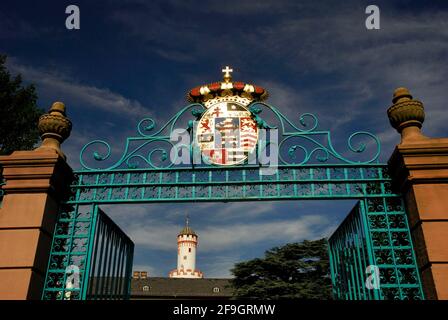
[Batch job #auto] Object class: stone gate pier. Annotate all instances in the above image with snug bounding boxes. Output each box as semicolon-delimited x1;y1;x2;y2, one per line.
387;88;448;299
0;102;73;299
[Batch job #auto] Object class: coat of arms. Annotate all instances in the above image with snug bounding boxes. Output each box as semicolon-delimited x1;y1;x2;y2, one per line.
196;101;258;165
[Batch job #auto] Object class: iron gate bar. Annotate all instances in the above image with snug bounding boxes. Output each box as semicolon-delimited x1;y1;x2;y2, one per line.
86;208;102;297
87;207;134;300
81;204;98;299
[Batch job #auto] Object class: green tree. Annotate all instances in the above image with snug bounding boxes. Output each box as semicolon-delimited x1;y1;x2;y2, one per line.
0;54;43;155
230;239;332;299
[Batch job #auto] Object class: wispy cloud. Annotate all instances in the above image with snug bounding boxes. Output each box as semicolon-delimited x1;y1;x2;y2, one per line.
126;214;335;252
200;254;241;278
199;215;335;251
6;58;151;119
0;11;46;39
109;0;448;143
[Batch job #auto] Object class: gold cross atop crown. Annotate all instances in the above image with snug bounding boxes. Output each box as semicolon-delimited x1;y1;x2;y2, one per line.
222;66;233;83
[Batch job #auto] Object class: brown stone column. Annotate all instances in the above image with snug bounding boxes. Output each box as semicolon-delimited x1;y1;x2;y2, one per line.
387;88;448;300
0;102;72;300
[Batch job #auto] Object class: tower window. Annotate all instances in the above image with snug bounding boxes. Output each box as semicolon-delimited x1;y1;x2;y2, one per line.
184;255;187;260
189;248;191;253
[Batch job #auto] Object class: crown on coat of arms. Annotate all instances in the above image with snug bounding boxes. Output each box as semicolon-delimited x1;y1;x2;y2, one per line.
187;66;269;106
191;67;263;166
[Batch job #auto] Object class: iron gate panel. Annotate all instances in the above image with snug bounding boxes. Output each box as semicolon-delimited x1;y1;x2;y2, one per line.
328;200;424;300
42;205;134;300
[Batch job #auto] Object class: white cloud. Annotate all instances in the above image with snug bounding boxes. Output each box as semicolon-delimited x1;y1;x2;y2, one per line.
203;202;276;220
6;58;151;119
200;254;240;278
108;1;448;147
128;223;179;251
199;215;335;251
126;214;335;252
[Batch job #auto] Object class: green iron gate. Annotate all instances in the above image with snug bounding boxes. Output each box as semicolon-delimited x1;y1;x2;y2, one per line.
41;101;424;300
42;205;134;300
328;201;422;300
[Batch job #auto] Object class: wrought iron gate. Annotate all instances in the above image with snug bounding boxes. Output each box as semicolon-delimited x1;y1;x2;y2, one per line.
42;205;134;300
328;201;423;300
41;101;424;300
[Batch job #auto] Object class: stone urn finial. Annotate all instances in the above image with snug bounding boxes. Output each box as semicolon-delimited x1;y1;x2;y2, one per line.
387;87;427;143
37;102;72;158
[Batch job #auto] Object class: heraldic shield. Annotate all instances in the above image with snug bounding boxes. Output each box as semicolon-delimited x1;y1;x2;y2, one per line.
196;101;258;166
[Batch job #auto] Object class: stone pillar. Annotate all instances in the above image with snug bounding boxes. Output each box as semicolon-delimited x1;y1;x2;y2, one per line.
0;102;72;300
387;88;448;300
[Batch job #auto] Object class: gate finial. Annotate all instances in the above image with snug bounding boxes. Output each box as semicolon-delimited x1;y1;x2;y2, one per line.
36;101;72;159
387;87;427;143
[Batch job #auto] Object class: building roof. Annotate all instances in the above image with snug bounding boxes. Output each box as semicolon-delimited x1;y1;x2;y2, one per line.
131;277;233;299
179;216;197;236
179;225;197;236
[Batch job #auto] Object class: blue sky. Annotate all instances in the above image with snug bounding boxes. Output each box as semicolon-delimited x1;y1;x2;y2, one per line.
1;0;448;277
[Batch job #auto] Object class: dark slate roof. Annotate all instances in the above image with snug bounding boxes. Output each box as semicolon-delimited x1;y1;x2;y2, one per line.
131;277;233;299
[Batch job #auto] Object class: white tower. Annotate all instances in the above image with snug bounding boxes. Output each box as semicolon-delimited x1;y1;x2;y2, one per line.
169;217;203;278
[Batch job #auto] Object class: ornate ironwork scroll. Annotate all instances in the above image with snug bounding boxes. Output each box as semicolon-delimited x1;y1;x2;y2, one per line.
79;102;381;170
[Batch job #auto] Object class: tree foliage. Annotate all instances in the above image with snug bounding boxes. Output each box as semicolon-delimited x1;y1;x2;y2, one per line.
0;54;43;155
230;238;332;299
